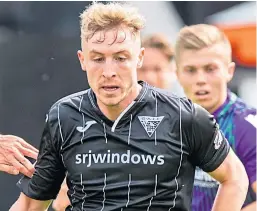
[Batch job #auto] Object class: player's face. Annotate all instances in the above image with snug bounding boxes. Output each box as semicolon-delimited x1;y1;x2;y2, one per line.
177;44;235;113
137;47;176;89
78;27;144;107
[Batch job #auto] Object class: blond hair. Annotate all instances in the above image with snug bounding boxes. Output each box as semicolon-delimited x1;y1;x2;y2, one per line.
175;24;232;63
79;2;145;42
142;34;174;62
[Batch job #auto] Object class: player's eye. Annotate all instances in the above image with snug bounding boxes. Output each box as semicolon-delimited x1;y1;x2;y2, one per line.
115;57;127;62
185;68;196;73
205;66;215;73
93;58;105;63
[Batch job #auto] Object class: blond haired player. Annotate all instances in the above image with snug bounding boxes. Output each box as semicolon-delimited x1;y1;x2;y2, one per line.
11;4;248;211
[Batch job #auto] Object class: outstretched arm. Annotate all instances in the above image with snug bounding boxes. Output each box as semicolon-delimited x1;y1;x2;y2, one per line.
209;148;249;211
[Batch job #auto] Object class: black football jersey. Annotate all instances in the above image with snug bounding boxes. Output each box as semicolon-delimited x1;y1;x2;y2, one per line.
18;81;230;211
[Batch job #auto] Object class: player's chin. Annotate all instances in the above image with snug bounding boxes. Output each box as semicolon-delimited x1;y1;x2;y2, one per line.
101;96;122;107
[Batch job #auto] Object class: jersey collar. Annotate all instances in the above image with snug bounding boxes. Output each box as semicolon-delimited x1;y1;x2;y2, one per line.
87;81;150;128
212;90;237;118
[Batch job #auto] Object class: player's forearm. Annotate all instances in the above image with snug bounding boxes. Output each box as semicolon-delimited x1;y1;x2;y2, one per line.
212;179;249;211
9;193;52;211
241;181;257;211
241;201;256;211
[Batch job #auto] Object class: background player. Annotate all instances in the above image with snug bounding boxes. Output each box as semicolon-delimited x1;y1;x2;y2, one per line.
176;24;256;211
137;33;184;96
137;34;176;89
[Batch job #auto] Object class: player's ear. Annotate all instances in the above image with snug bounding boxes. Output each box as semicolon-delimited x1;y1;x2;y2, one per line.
77;50;87;72
137;47;145;68
227;62;235;82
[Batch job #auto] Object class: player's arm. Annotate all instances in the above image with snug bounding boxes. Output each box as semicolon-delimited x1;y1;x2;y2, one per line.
189;103;248;211
10;192;52;211
52;178;70;211
208;148;248;211
241;181;256;211
10;107;66;209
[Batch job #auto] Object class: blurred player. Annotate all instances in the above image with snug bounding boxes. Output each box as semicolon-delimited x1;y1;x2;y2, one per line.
0;134;38;177
10;3;248;211
137;34;176;89
137;34;184;96
176;24;256;211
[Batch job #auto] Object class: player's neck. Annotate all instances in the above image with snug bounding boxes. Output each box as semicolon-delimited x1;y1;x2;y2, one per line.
98;84;142;121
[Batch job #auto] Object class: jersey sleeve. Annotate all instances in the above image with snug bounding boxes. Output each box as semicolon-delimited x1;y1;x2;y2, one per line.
236;113;257;185
17;106;66;200
190;103;230;172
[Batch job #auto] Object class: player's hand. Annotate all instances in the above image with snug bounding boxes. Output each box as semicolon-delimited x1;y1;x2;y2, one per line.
0;134;38;177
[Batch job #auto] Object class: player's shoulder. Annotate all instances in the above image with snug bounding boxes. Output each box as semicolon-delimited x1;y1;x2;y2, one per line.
233;97;257;128
47;89;90;119
230;98;257;149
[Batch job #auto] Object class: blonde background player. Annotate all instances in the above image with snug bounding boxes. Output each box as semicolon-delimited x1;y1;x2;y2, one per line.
176;24;256;211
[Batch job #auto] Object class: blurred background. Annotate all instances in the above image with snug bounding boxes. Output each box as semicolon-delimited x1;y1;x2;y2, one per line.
0;1;256;210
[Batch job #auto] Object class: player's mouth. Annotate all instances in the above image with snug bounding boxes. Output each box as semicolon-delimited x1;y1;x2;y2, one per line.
102;85;120;92
195;90;210;100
